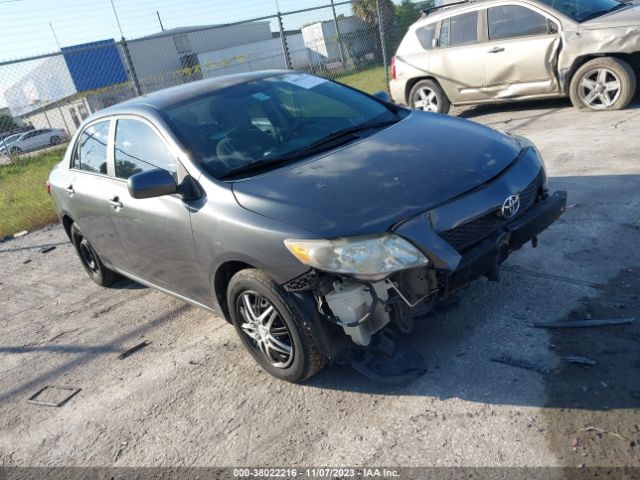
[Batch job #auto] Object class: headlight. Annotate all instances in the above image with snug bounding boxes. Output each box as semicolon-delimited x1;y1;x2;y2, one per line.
284;233;428;280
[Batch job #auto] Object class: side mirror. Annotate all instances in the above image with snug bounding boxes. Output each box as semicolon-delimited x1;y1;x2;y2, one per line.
373;90;391;102
432;38;439;49
128;168;177;199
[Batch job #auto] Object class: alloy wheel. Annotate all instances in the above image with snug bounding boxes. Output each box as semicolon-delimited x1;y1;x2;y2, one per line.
578;68;621;110
413;87;439;112
237;291;294;368
79;238;99;274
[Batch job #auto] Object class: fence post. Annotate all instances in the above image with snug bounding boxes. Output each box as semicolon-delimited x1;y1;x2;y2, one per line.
277;12;292;70
330;0;346;66
57;102;71;134
120;37;143;96
42;108;53;129
376;0;390;93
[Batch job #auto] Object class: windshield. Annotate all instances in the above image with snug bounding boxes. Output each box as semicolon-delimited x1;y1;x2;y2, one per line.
164;73;399;179
539;0;628;22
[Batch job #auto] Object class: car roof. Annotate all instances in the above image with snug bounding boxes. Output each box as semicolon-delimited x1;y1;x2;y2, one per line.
415;0;550;23
94;70;289;119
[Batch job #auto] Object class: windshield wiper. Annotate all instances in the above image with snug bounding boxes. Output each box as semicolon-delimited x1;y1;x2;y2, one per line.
220;119;398;180
580;2;628;22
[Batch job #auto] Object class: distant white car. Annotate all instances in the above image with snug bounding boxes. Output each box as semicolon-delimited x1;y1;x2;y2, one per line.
0;128;69;155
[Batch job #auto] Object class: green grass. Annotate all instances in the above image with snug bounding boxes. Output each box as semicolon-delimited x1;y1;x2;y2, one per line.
335;66;389;94
0;148;65;238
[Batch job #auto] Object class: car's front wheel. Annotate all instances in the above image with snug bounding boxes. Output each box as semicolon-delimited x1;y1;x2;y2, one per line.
50;135;60;145
570;57;636;111
70;223;119;287
9;146;21;155
227;269;328;383
409;79;451;114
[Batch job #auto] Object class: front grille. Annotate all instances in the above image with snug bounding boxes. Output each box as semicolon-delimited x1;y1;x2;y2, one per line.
440;177;540;252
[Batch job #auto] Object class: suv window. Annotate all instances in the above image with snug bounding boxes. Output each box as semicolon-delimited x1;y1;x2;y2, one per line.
416;24;436;50
114;119;176;180
72;121;110;174
439;11;478;47
488;5;550;40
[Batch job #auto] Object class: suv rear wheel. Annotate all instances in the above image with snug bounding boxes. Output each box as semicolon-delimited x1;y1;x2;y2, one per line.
570;57;636;111
227;269;328;382
409;79;451;114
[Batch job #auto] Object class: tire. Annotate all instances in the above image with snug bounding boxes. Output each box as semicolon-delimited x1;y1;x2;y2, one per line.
50;135;60;145
70;223;119;287
569;57;636;111
227;269;328;383
409;79;451;114
9;146;21;155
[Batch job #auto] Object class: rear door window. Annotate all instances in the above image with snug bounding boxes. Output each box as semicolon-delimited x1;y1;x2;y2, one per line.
416;24;437;49
72;120;110;174
114;119;177;180
488;5;550;40
439;11;479;47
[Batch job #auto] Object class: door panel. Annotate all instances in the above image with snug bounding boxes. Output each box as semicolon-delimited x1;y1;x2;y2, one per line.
66;120;122;264
430;11;488;103
107;117;208;302
68;172;120;263
483;5;561;97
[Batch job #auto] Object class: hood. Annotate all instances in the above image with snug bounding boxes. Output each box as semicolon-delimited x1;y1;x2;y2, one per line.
581;4;640;28
232;112;522;237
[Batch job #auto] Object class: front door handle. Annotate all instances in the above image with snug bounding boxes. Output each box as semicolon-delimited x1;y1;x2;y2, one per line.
488;47;505;53
107;196;123;209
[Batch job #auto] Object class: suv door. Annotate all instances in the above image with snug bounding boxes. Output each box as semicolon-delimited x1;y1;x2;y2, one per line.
429;10;488;103
483;4;561;96
67;119;123;263
106;117;208;301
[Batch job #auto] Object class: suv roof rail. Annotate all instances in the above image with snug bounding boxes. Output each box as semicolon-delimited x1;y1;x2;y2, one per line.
421;0;472;17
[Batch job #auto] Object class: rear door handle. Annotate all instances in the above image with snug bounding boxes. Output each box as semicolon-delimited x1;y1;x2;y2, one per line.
488;47;505;53
64;185;74;196
107;197;123;209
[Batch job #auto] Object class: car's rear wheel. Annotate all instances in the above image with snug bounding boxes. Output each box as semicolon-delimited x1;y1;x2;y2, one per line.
70;223;119;287
227;269;328;383
9;146;21;155
570;57;636;111
409;79;451;114
50;135;60;145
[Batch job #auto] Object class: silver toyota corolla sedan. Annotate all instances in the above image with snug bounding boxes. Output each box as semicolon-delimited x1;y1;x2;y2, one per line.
390;0;640;113
48;71;566;383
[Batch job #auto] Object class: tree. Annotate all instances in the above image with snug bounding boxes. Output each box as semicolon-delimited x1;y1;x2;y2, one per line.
395;0;422;33
0;114;18;134
351;0;395;26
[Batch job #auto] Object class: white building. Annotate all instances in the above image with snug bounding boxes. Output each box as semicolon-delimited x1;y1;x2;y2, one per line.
301;16;375;67
127;22;276;92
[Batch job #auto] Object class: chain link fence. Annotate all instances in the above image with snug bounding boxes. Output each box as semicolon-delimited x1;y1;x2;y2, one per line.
0;0;434;239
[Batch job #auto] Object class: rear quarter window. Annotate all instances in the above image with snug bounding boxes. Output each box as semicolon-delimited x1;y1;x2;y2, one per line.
416;23;437;49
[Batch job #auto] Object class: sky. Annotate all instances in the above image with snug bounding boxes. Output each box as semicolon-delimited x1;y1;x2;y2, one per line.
0;0;364;61
0;0;407;108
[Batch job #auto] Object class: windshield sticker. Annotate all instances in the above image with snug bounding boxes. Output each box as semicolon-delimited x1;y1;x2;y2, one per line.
281;73;327;89
252;92;270;101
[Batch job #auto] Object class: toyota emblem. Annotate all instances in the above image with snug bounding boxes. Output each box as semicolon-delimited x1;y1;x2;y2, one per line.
501;194;520;219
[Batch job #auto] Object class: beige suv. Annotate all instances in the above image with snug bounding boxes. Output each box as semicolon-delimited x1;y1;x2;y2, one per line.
390;0;640;113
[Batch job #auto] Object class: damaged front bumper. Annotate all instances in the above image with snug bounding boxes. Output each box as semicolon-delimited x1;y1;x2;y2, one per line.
446;190;567;290
284;189;567;351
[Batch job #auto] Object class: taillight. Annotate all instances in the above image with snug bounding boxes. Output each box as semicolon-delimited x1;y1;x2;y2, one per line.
391;56;397;80
46;180;51;196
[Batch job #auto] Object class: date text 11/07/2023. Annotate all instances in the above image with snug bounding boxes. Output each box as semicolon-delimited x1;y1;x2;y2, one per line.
232;468;401;478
